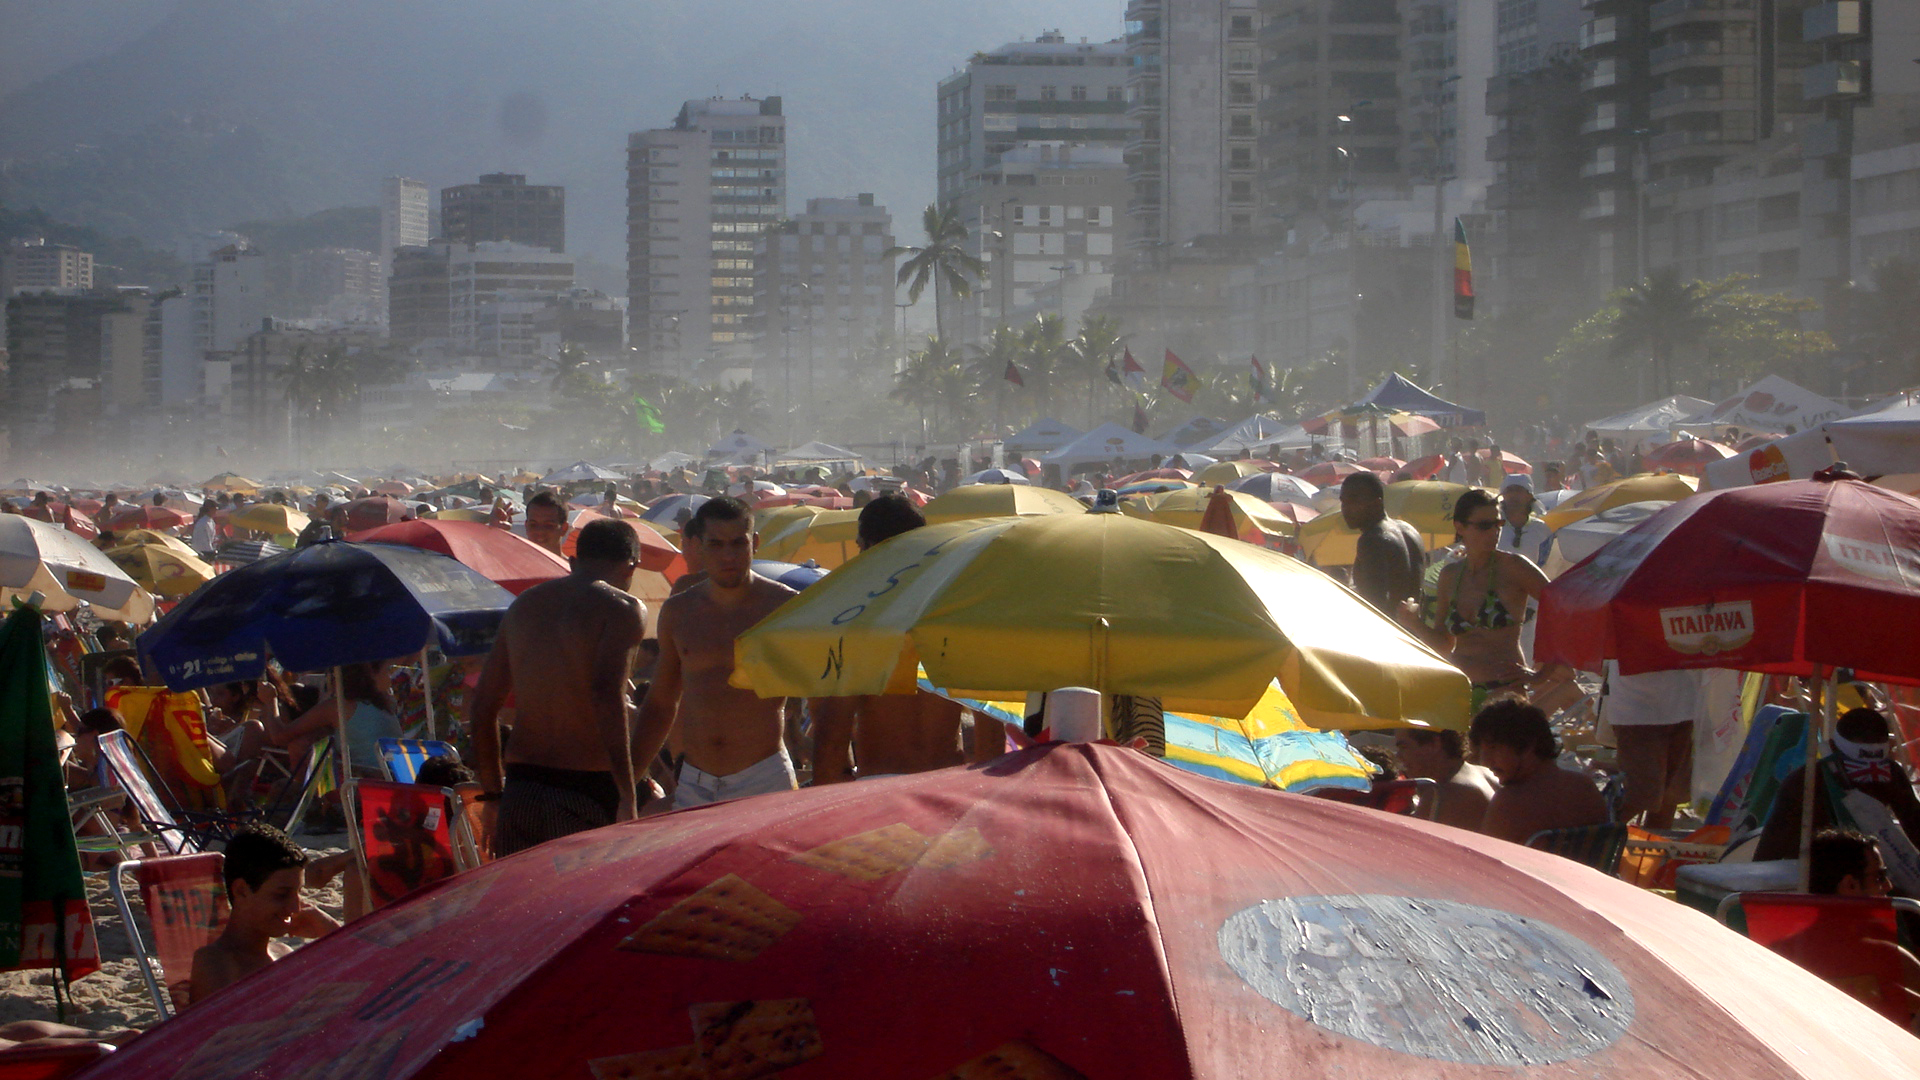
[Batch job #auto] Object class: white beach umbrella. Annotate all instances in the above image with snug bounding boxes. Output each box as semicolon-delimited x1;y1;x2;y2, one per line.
0;515;156;621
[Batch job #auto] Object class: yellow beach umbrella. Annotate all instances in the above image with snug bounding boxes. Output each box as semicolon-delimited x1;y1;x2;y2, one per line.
105;543;216;598
1126;486;1300;541
201;472;262;493
1296;480;1471;566
920;483;1087;525
1543;472;1699;531
755;508;862;569
1192;459;1270;485
755;503;824;539
117;529;201;558
426;507;493;523
228;502;310;536
733;513;1469;728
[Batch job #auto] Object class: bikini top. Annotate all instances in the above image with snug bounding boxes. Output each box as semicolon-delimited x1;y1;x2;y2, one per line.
1443;558;1516;635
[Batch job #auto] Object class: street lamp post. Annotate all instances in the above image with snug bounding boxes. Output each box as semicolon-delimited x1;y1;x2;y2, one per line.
1336;102;1371;397
1428;74;1461;391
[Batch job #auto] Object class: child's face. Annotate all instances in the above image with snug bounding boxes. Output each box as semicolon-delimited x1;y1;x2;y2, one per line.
234;867;305;935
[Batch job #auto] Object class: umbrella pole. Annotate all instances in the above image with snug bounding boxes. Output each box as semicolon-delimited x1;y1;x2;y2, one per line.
334;666;371;915
1797;667;1834;893
419;648;435;741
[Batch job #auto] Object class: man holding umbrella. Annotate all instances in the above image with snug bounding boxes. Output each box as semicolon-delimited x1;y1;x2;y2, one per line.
470;519;650;855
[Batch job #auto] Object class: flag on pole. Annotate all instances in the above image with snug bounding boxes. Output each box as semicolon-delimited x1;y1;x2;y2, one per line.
632;394;664;435
1121;348;1146;391
1104;357;1122;387
1250;356;1269;403
1003;359;1025;388
1453;217;1474;321
1161;350;1196;403
1132;399;1150;434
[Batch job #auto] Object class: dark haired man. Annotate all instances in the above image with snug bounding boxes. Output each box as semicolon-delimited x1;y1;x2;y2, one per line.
1395;727;1499;832
635;496;801;807
1339;471;1424;616
1469;698;1609;843
523;490;569;556
188;825;338;1004
811;495;995;781
472;517;649;855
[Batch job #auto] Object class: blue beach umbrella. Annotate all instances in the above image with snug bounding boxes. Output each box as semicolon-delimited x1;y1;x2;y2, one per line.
137;540;515;691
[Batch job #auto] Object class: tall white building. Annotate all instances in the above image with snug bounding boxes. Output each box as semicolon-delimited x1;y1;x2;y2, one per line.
752;194;895;395
627;96;787;379
381;178;431;265
194;244;267;407
447;241;575;364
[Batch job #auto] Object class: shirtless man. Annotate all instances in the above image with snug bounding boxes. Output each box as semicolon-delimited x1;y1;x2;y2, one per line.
1340;471;1424;617
1394;727;1499;832
1468;698;1609;844
523;491;568;556
811;495;999;782
471;518;648;856
634;496;800;807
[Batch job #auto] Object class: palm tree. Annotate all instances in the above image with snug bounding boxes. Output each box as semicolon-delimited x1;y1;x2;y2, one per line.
966;324;1027;434
1067;314;1127;428
1610;269;1716;397
1017;314;1073;420
885;204;986;342
892;335;967;439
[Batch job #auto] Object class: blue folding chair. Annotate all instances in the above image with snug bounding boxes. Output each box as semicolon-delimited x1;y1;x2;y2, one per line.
377;738;458;784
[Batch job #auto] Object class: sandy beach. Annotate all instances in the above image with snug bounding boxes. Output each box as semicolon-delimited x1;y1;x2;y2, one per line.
0;838;347;1035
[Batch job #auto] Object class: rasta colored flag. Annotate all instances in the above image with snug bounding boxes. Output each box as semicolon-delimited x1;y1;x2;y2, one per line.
0;603;100;986
1161;350;1196;404
1251;356;1270;403
1003;359;1025;388
1454;217;1474;321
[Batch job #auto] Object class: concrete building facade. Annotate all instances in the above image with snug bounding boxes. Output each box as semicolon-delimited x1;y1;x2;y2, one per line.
627;96;787;380
1;239;93;298
752;194;895;396
447;241;575;364
440;173;566;253
380;177;431;263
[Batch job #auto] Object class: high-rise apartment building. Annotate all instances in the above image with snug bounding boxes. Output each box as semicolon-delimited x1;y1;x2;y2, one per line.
938;32;1132;342
448;242;576;363
389;244;453;350
440;173;566;253
962;146;1130;341
1126;0;1263;249
751;194;895;395
2;239;94;297
194;244;268;409
3;291;129;457
381;177;430;265
627;96;787;378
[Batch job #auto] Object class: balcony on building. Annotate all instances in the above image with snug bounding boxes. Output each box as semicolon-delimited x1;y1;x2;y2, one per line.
1650;83;1724;119
1582;59;1619;91
1579;17;1619;51
1650;0;1755;33
1802;1;1860;42
1648;37;1728;74
1803;60;1864;101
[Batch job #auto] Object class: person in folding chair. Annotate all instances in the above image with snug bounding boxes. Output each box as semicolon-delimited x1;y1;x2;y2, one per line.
188;825;339;1006
1469;698;1610;845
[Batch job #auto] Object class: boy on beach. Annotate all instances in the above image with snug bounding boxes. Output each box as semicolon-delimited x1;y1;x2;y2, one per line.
188;826;340;1006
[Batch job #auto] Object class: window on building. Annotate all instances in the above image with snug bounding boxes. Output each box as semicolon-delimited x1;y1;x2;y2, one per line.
1071;85;1088;101
1229;81;1255;106
1229;47;1258;73
1041;85;1058;101
1231;147;1254;169
1230;14;1255;38
1230;180;1254;202
987;84;1017;102
1107;85;1125;102
1228;113;1256;137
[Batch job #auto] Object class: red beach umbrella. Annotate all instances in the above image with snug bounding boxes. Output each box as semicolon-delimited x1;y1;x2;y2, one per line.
1538;475;1920;685
333;496;416;533
559;506;682;573
1643;438;1737;477
108;504;189;531
349;520;571;595
1395;454;1447;481
95;744;1919;1079
1356;456;1404;472
1298;460;1364;486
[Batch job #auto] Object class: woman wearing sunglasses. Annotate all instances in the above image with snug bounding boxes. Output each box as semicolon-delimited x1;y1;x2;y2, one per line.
1426;488;1549;713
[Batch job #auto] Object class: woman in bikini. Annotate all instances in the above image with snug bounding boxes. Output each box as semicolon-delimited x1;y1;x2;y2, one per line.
1419;488;1550;711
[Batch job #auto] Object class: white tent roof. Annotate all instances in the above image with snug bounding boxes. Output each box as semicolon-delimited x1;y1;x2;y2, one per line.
1163;415;1227;448
1584;395;1714;436
1246;424;1345;453
1677;376;1850;436
1004;417;1083;453
1184;414;1292;454
1040;422;1182;467
540;461;625;485
707;430;773;456
1699;394;1920;490
776;441;864;465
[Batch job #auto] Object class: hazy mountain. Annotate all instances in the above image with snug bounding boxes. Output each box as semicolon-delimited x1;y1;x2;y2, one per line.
0;0;1125;265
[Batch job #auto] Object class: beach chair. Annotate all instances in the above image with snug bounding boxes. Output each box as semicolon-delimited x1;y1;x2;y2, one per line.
107;851;227;1021
67;786;164;862
1311;778;1438;819
1526;823;1629;875
0;1043;117;1078
276;737;335;836
95;731;214;855
376;738;457;784
1716;892;1920;1026
344;779;476;911
1616;825;1729;890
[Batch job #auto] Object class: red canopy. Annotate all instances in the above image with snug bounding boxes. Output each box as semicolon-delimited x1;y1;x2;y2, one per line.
97;744;1919;1079
349;520;571;595
109;504;189;531
1297;461;1365;486
560;506;682;574
333;496;416;533
1643;438;1736;477
1538;477;1920;683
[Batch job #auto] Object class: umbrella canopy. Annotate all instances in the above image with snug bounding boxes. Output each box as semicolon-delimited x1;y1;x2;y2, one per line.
1297;460;1366;487
540;461;627;486
1115;467;1194;485
425;507;492;524
348;520;573;595
734;513;1467;725
0;516;154;621
920;483;1088;525
229;502;311;536
1228;472;1319;508
1296;481;1471;567
117;529;201;558
97;742;1920;1080
755;509;862;570
1539;500;1668;580
1129;486;1301;542
1476;447;1533;475
1542;473;1698;531
104;543;215;599
333;496;416;533
108;504;191;532
210;539;284;568
555;509;684;574
1193;459;1278;484
372;480;416;496
1388;411;1444;437
640;493;709;526
1642;438;1735;476
1357;456;1405;472
1117;479;1200;498
1538;477;1920;685
200;472;262;492
958;468;1030;486
138;541;516;690
727;479;787;501
1676;374;1850;438
752;559;830;592
1040;422;1183;467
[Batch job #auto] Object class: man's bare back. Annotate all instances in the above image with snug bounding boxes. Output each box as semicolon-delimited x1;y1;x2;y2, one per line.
813;691;976;782
1431;761;1499;832
1481;764;1608;844
488;574;646;773
645;572;796;776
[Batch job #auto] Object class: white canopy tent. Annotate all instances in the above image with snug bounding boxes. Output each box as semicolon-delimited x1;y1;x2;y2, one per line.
1039;423;1183;468
539;461;625;486
1583;395;1714;451
1004;418;1083;455
1183;414;1292;455
1702;394;1920;490
1675;375;1850;438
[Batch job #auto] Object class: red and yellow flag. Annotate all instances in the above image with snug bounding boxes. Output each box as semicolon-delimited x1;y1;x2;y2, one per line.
1453;217;1474;321
1161;349;1196;403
